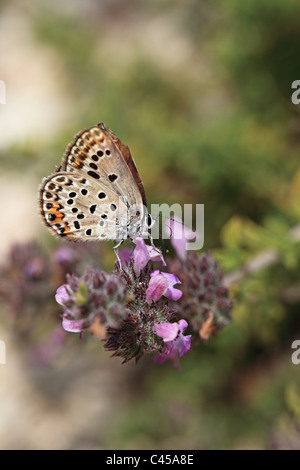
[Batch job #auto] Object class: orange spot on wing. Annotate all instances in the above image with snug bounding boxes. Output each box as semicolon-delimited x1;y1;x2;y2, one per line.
48;208;64;223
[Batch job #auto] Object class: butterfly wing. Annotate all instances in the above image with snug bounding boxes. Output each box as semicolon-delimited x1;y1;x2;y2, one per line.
61;123;146;214
39;171;130;241
39;123;147;241
98;123;147;207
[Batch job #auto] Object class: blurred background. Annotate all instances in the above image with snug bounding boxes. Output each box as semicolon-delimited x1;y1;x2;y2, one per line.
1;0;300;450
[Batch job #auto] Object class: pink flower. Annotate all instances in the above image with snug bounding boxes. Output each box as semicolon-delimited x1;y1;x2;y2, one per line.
62;316;86;333
154;319;191;368
132;237;166;273
146;273;169;302
165;216;198;260
147;245;166;265
55;285;69;305
118;247;132;267
55;286;85;333
146;270;182;302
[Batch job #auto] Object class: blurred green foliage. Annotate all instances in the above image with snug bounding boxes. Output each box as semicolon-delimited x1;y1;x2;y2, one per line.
2;0;300;449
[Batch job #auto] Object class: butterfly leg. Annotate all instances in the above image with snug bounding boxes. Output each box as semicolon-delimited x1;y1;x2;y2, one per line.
113;239;124;268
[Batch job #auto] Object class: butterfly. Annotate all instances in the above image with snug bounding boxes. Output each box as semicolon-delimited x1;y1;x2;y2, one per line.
38;123;154;255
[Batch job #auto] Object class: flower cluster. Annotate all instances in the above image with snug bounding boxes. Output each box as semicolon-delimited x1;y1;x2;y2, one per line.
56;239;191;367
166;216;233;340
0;241;102;338
0;242;52;330
168;252;233;340
0;219;233;368
55;218;233;367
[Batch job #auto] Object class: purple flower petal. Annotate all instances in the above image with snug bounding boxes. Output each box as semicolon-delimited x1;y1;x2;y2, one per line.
150;270;182;302
158;272;181;286
150;269;160;277
155;322;179;341
177;319;188;333
132;238;166;273
177;334;192;357
153;353;167;364
165;286;182;301
154;319;191;368
132;237;150;273
165;216;198;260
62;316;85;333
118;247;132;267
146;274;169;302
160;272;182;301
55;285;69;306
147;245;166;266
